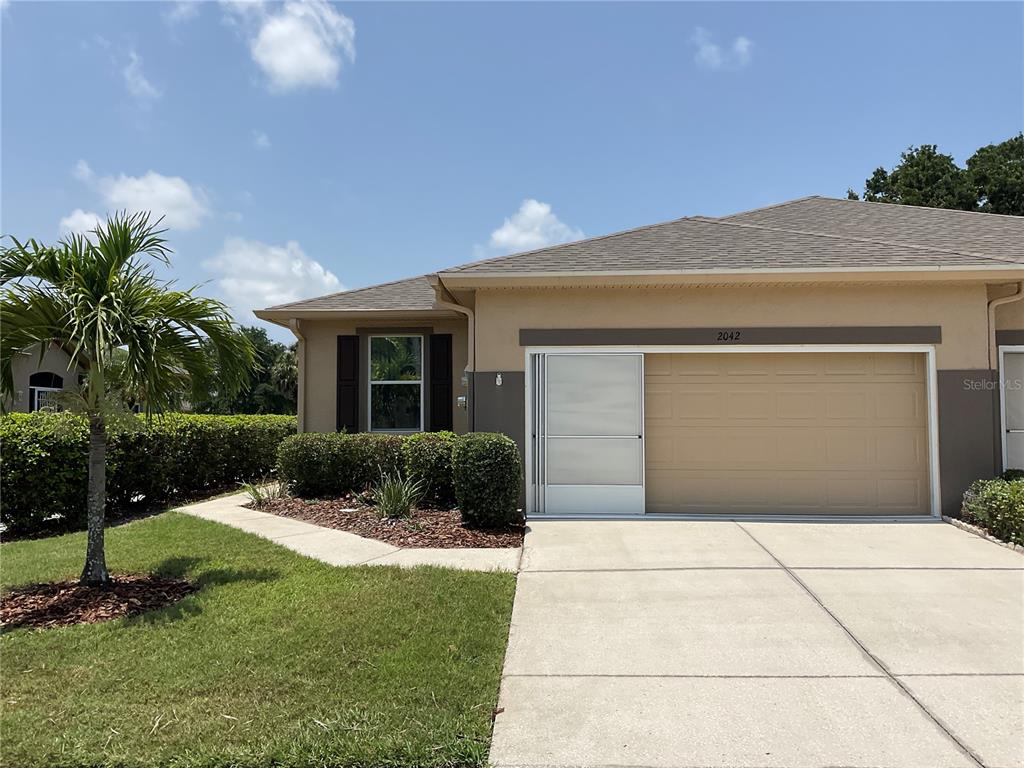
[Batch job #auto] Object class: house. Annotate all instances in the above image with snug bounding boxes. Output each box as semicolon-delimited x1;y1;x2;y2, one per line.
5;343;84;413
255;196;1024;519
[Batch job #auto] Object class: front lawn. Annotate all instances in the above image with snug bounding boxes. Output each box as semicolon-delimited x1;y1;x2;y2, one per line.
1;513;517;768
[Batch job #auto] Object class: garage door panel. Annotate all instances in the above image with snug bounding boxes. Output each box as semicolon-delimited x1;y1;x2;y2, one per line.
644;353;930;516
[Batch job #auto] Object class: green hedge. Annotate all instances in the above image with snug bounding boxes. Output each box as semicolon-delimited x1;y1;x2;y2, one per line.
277;431;521;527
404;431;457;507
452;433;523;528
961;478;1024;545
0;412;295;535
276;432;405;498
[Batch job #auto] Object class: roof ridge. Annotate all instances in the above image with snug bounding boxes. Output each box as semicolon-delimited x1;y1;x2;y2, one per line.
715;194;824;221
690;216;1022;267
440;214;697;273
263;273;429;311
821;195;1024;221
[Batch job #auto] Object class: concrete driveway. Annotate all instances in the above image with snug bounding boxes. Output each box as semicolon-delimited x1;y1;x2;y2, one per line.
489;520;1024;768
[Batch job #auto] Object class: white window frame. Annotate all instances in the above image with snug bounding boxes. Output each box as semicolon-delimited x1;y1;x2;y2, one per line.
525;344;941;520
29;386;63;412
998;345;1024;472
367;334;424;433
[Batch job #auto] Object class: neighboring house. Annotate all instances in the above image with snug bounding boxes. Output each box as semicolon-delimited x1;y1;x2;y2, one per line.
255;196;1024;519
5;343;84;413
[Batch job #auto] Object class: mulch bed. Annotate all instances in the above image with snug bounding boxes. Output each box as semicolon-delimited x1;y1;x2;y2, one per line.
253;497;524;549
1;574;198;632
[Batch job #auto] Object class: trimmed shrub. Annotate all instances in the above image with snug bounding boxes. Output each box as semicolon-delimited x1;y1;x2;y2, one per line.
403;431;457;507
276;433;352;497
276;432;405;497
1001;468;1024;482
961;477;1024;545
0;412;295;536
0;413;88;534
452;433;522;528
347;434;405;489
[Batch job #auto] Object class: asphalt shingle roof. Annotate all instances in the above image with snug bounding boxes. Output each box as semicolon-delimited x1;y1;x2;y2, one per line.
262;197;1022;313
722;196;1024;264
440;212;1010;274
262;275;437;312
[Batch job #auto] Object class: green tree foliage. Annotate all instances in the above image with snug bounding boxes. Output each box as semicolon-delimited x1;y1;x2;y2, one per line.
193;326;297;414
0;212;255;583
968;134;1024;215
849;134;1024;215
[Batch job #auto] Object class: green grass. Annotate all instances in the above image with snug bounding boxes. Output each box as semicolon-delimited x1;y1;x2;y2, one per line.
1;513;517;768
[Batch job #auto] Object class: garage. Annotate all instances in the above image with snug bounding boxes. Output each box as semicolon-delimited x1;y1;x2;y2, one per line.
644;351;931;516
528;349;935;517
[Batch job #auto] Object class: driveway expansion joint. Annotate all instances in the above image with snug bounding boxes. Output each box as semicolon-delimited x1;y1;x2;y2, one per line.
735;522;990;768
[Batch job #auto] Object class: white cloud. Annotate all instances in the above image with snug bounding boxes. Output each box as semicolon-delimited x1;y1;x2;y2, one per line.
164;1;201;24
225;0;356;92
73;163;210;230
691;27;753;71
59;209;103;237
122;50;161;103
252;129;271;150
72;159;95;183
98;171;208;229
204;237;342;320
483;199;584;255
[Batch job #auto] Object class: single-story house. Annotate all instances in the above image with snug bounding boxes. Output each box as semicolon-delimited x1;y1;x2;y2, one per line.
4;343;84;413
256;196;1024;519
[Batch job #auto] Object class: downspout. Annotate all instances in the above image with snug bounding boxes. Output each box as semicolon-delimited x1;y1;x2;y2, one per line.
288;319;307;433
428;274;475;431
988;282;1023;370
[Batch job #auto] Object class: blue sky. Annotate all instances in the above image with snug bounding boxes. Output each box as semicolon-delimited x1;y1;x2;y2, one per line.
2;1;1022;340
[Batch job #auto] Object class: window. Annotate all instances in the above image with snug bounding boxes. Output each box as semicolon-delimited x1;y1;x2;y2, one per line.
369;336;423;431
28;372;63;412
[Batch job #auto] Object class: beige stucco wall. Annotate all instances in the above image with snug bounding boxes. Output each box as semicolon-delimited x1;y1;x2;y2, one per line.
991;282;1024;330
6;344;81;412
474;282;992;371
299;317;469;434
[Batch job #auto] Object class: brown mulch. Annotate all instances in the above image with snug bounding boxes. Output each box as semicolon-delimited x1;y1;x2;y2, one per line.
253;497;524;549
1;574;198;632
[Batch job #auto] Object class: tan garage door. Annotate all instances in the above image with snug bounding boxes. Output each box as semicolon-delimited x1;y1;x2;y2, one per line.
644;352;930;516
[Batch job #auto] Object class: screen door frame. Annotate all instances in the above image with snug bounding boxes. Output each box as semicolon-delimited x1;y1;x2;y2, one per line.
526;351;645;516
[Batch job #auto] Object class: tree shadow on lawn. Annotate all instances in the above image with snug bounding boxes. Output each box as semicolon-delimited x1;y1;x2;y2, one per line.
121;556;280;628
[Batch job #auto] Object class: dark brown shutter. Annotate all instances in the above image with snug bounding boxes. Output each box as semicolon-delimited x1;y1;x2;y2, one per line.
428;333;453;431
337;335;359;432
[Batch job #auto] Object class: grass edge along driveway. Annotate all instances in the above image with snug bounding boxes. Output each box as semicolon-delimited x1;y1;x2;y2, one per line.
1;512;516;768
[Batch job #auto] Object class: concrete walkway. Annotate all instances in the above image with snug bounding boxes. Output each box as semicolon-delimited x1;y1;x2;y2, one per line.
490;519;1024;768
179;493;520;572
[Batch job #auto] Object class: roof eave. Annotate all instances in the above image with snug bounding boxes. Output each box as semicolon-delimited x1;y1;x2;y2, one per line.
436;265;1024;289
254;307;464;323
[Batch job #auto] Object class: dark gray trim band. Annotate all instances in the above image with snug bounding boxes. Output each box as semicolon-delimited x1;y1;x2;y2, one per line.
995;330;1024;346
519;326;942;347
937;370;998;514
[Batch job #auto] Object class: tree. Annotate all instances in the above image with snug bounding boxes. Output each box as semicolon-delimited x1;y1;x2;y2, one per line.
0;212;255;585
856;144;977;211
848;135;1024;215
967;133;1024;215
192;326;296;414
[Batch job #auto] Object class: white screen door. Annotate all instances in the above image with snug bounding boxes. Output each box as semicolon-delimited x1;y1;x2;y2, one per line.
1003;349;1024;471
531;353;644;515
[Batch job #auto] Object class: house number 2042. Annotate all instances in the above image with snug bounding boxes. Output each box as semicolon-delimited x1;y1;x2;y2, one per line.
716;330;742;342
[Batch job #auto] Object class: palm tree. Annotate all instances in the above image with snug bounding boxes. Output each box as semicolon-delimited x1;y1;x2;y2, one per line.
0;212;255;585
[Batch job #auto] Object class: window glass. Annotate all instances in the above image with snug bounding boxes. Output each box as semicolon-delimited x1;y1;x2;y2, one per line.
369;336;422;431
370;336;421;381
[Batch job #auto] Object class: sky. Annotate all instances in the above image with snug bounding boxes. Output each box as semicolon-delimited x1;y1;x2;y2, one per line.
2;1;1022;341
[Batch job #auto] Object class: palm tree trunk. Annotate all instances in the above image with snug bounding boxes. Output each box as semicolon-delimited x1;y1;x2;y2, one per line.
80;414;110;585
